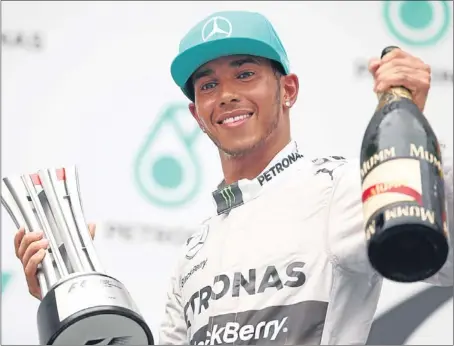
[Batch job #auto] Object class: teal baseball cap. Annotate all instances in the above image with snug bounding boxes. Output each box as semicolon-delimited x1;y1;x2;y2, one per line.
170;11;291;100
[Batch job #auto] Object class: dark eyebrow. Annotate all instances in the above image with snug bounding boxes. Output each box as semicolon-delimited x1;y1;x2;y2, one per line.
192;57;261;85
229;57;261;68
192;68;214;85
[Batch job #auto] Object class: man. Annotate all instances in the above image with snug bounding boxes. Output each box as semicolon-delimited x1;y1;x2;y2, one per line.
14;10;453;345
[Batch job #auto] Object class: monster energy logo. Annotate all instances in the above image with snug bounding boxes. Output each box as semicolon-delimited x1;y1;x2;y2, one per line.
213;182;244;215
221;186;235;208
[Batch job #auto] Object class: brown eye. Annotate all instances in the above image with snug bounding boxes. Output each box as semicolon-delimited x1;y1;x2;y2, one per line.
201;82;217;91
237;71;254;79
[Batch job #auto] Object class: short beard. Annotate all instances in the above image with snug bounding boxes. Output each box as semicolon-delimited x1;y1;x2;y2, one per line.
213;82;282;159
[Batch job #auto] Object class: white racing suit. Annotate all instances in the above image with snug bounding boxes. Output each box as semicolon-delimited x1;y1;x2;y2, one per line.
159;140;453;345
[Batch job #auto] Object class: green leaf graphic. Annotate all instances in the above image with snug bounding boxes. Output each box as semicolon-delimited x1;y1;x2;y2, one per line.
2;272;12;293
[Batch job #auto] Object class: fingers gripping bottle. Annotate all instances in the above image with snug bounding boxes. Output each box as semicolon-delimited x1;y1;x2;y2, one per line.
360;46;449;283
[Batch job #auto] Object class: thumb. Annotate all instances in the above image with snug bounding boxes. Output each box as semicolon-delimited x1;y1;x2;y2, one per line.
87;223;96;240
368;58;381;75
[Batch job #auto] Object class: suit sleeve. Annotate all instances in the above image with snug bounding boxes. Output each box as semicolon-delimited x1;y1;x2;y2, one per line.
326;158;376;277
326;143;453;286
159;262;188;345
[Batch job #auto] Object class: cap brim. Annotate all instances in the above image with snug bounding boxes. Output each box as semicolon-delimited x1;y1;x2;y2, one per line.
171;37;286;98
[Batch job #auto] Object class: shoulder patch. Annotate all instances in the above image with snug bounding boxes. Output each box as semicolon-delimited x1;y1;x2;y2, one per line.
311;156;347;165
311;156;348;180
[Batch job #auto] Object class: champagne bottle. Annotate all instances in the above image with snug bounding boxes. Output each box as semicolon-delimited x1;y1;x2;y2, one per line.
360;46;449;283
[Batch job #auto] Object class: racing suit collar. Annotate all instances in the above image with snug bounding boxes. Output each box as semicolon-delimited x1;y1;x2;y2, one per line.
211;140;303;215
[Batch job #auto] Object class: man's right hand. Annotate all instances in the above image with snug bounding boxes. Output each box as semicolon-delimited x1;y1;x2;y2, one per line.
14;223;96;300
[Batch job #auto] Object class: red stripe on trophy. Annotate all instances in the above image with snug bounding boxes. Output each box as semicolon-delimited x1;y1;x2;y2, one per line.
30;174;42;185
56;168;66;181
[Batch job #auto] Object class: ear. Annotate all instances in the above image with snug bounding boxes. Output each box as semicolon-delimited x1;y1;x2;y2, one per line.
188;103;205;131
282;73;299;108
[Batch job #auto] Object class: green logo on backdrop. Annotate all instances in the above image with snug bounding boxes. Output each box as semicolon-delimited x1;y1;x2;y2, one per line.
2;272;12;293
383;1;451;46
134;103;203;208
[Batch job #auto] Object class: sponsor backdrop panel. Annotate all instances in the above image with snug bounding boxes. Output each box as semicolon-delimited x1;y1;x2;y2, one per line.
1;1;452;344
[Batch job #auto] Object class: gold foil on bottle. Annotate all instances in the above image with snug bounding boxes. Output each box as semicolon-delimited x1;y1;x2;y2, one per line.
376;87;413;111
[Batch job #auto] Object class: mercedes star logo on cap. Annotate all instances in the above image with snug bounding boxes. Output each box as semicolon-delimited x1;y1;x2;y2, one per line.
201;16;233;42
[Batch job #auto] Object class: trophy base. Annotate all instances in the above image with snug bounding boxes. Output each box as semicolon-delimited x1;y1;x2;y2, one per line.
37;272;154;345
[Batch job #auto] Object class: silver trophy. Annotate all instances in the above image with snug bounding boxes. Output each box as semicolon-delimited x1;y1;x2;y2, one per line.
1;166;154;345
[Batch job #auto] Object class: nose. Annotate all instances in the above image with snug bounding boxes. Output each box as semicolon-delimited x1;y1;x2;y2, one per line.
219;87;241;107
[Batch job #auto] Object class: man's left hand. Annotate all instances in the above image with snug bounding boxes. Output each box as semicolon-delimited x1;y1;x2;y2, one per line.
368;49;431;113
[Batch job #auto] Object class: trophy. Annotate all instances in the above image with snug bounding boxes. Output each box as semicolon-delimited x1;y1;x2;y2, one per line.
1;166;154;345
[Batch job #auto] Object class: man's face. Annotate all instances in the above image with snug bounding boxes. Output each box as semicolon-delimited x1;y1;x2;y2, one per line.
188;55;291;157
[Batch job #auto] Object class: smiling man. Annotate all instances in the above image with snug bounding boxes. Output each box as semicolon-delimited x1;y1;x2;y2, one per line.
162;10;454;345
14;10;454;346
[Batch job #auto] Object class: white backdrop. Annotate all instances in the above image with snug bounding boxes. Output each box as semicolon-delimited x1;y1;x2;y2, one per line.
1;1;453;345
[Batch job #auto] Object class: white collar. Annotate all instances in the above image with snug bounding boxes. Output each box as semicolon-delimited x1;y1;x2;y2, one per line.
211;141;303;215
